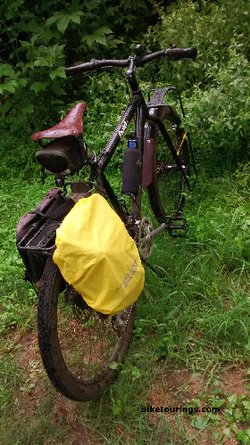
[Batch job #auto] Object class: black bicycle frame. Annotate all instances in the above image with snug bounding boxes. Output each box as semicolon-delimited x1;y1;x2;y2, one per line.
87;59;146;225
86;56;189;230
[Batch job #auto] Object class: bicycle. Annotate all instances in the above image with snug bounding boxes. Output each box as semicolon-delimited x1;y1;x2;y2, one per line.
16;44;197;401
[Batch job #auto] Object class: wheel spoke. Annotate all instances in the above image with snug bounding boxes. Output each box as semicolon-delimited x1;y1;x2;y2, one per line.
147;110;189;221
38;258;136;401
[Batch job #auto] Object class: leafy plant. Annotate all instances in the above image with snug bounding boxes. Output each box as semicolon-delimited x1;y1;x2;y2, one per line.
189;392;250;443
143;0;249;174
0;0;156;127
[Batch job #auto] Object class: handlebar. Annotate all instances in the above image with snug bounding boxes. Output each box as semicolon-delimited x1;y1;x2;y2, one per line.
65;47;197;77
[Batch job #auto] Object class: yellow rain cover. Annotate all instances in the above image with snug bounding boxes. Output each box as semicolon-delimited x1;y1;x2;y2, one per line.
53;193;145;315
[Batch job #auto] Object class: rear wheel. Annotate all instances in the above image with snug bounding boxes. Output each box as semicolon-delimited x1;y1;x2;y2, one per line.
146;106;189;222
38;257;136;401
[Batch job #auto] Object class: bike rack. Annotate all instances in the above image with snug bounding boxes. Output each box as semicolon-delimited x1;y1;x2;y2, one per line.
148;86;198;190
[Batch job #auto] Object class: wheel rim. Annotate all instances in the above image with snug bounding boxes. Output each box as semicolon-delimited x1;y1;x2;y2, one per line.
38;259;136;400
156;122;185;215
55;285;134;382
147;117;188;222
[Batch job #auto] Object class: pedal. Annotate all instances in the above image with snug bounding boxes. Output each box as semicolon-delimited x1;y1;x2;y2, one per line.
167;216;189;238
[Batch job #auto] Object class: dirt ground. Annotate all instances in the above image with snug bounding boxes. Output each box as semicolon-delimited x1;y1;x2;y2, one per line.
2;327;249;445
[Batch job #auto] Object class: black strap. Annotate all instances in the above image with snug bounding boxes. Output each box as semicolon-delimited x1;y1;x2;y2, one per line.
32;197;74;221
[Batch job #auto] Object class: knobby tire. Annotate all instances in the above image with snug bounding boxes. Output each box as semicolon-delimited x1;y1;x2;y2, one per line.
38;257;136;401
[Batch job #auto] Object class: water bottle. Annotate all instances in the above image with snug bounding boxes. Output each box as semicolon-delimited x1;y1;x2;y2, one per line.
122;134;141;195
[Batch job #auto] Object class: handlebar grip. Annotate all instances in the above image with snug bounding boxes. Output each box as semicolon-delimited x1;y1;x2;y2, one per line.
166;47;197;60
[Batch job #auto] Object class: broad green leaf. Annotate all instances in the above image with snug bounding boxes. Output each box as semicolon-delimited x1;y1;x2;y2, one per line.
242;401;250;410
71;11;83;24
18;79;28;87
49;67;66;80
46;13;61;27
0;64;15;77
191;417;208;430
97;26;113;35
30;82;47;93
234;407;245;422
237;430;248;443
84;34;98;47
95;36;107;45
50;44;65;59
0;81;18;94
213;398;225;408
109;361;119;370
227;394;238;405
34;58;51;67
223;428;232;438
19;40;33;48
57;16;71;32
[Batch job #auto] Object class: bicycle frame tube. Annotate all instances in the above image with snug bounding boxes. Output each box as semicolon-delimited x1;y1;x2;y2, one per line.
95;90;148;224
132;97;148;220
98;94;141;172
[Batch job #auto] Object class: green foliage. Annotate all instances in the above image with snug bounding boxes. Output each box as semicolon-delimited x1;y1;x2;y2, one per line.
184;47;249;172
0;0;156;126
188;392;250;443
141;0;249;173
145;0;249;89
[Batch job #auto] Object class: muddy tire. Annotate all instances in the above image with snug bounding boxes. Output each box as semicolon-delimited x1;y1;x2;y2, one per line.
37;257;136;401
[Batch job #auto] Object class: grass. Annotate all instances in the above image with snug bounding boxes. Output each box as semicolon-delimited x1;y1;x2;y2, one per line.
0;128;249;444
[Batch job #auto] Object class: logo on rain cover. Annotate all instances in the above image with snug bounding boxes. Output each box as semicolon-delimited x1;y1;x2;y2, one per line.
120;259;138;292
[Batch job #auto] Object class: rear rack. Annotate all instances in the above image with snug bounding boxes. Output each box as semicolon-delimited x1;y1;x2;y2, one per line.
16;181;93;285
148;86;197;190
17;219;60;256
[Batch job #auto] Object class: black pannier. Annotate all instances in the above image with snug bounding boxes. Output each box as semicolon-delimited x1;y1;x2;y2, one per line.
16;188;74;286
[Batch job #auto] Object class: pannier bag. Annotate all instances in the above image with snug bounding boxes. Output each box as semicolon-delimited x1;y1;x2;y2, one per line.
53;193;145;315
16;188;75;285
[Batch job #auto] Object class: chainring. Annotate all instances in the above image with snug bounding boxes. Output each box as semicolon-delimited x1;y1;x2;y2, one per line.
139;216;154;260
